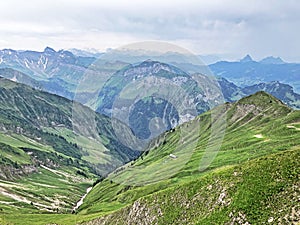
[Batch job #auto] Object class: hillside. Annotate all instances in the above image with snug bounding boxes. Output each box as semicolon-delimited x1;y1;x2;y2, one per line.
85;148;300;224
0;77;137;169
75;92;300;224
0;77;138;216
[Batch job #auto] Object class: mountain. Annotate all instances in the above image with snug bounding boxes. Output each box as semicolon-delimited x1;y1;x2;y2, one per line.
0;47;96;98
0;47;95;81
240;54;254;63
260;56;285;64
218;77;300;109
68;48;103;58
95;60;222;144
209;58;300;92
72;92;300;224
241;81;300;109
0;77;138;174
96;60;212;115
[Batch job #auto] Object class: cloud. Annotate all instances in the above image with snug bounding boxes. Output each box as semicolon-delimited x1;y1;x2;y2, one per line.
0;0;299;61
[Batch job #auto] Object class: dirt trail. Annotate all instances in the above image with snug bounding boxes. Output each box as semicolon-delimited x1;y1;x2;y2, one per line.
287;125;300;131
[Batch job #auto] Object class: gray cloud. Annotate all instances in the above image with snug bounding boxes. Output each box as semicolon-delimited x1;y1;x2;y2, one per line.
0;0;299;61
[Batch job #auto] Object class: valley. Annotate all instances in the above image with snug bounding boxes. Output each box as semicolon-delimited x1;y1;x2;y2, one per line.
1;89;298;224
0;50;299;225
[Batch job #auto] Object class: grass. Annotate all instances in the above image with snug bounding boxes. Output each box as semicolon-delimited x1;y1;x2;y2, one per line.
76;92;300;222
0;133;53;153
0;165;93;214
87;148;300;224
42;127;111;164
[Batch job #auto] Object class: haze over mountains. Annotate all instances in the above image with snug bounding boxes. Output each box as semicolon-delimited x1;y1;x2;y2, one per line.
1;0;299;223
209;54;300;93
1;47;300;109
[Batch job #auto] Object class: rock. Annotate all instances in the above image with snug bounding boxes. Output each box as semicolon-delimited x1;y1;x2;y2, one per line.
268;217;274;223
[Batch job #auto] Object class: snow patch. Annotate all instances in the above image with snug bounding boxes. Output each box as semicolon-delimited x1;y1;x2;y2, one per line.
11;75;17;82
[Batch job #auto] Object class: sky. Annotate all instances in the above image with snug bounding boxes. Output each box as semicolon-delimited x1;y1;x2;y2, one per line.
0;0;299;62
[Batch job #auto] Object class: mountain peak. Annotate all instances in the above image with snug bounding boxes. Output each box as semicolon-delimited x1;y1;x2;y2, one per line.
136;60;188;76
44;47;56;53
240;54;254;63
236;91;287;109
260;56;285;64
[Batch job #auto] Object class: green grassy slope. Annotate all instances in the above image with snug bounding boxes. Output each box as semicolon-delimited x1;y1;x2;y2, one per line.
0;77;138;219
0;77;138;174
77;92;300;224
85;148;300;225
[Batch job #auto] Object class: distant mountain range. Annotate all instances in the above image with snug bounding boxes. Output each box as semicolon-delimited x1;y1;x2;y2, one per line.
0;47;97;98
1;48;299;111
209;54;300;93
218;78;300;109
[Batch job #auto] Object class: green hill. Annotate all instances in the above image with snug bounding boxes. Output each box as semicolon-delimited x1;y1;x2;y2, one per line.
84;148;300;224
77;92;300;224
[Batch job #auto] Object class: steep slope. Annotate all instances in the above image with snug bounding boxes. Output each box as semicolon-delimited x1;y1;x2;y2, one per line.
95;60;223;143
0;68;41;89
0;77;141;215
0;77;138;173
75;92;300;224
85;148;300;225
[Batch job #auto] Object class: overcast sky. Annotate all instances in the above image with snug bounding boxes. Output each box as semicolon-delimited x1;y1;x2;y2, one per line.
0;0;299;61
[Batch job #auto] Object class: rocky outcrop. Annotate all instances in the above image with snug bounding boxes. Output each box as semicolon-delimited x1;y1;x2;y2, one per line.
0;164;38;180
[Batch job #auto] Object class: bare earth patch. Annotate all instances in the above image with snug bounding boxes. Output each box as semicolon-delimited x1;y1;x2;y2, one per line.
254;134;263;138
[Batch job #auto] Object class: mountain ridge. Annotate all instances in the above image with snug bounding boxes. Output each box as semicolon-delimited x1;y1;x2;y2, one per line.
74;91;299;224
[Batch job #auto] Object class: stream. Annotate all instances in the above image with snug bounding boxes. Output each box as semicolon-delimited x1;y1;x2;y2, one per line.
73;186;93;211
